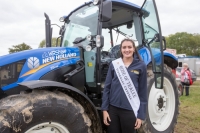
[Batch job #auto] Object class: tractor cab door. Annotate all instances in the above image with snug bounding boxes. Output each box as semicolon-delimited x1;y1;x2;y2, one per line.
141;0;164;89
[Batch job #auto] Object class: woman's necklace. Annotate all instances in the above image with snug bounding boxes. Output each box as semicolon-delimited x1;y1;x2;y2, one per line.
123;58;133;68
124;62;131;68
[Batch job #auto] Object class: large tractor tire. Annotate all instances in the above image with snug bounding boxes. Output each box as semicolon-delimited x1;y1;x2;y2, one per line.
0;90;92;133
139;65;179;133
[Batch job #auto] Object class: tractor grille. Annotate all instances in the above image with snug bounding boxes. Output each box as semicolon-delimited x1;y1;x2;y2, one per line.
0;60;26;88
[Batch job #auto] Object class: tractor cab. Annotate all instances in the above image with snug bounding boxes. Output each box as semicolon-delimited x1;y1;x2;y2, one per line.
49;0;164;92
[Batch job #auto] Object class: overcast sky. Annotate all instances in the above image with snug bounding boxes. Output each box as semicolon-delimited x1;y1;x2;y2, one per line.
0;0;200;56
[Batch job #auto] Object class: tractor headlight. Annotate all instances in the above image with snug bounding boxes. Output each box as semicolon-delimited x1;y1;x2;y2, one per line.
59;17;65;22
96;35;104;47
93;0;99;5
87;34;92;41
85;45;92;51
96;35;101;47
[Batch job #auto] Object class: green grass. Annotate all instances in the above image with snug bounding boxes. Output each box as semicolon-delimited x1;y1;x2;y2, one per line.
174;81;200;133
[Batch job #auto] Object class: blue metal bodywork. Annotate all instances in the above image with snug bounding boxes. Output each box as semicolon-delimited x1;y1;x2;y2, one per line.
138;47;151;65
138;47;178;65
163;50;178;60
0;47;80;91
151;48;178;65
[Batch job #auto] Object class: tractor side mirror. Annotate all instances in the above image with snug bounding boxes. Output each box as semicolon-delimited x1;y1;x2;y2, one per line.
154;33;160;42
162;36;166;50
101;0;112;22
155;34;166;50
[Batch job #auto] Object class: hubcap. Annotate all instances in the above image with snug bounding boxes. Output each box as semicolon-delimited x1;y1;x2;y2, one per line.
156;94;166;112
25;122;70;133
148;77;175;131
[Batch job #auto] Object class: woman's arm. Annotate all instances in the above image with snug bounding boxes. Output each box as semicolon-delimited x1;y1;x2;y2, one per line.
137;63;147;120
181;68;185;75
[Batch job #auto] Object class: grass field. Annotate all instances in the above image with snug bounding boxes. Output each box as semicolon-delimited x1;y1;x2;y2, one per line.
174;80;200;133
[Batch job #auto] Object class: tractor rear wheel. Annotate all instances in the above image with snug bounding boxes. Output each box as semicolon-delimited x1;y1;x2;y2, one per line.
139;65;179;133
0;90;92;133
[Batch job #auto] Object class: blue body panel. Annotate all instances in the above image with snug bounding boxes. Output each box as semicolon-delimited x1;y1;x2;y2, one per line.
151;48;178;65
163;51;178;60
138;47;178;65
138;47;151;65
0;47;80;91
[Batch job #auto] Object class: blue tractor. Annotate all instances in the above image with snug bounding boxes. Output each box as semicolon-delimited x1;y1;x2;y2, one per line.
0;0;179;132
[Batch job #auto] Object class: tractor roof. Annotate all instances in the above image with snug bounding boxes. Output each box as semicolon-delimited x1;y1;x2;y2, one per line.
65;0;141;19
111;0;141;10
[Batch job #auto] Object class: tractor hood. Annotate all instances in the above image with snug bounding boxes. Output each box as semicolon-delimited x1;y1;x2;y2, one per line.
0;47;80;66
0;47;81;91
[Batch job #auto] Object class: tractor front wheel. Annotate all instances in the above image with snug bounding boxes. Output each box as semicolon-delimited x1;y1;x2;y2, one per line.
139;65;179;133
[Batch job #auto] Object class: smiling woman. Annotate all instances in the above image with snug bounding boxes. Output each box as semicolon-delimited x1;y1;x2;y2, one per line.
102;38;147;133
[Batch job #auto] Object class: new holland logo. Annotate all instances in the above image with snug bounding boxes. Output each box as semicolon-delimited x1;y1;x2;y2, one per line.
27;57;40;69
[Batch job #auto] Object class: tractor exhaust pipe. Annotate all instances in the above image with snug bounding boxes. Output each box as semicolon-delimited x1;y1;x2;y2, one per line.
44;13;52;47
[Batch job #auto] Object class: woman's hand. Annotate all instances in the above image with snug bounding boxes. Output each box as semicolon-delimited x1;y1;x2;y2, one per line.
103;111;111;125
135;118;142;129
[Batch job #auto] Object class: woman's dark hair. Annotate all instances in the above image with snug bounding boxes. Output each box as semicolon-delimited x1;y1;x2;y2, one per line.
119;38;142;61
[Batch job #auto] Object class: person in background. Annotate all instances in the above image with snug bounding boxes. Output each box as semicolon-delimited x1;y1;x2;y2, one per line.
101;38;147;133
181;63;192;96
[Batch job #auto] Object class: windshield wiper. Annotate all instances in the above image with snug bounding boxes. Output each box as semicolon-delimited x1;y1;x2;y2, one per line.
143;33;160;46
73;37;86;44
144;23;158;34
113;28;133;38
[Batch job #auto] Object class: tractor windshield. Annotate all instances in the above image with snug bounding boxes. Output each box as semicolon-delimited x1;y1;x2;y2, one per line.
61;3;99;47
142;1;160;46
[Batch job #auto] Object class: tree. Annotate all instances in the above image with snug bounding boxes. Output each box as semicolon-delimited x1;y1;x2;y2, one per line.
166;32;200;56
8;43;32;54
191;33;200;56
39;37;61;48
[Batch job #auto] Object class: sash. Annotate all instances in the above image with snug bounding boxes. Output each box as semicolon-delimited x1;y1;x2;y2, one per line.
112;58;140;116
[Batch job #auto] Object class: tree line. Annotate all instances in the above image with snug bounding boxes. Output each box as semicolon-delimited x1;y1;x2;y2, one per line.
8;32;200;56
166;32;200;56
8;38;60;53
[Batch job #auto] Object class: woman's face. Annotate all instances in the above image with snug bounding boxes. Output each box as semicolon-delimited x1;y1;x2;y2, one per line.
121;41;135;58
183;65;188;70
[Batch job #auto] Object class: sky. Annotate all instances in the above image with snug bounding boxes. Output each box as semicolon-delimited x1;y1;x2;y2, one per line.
0;0;200;56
